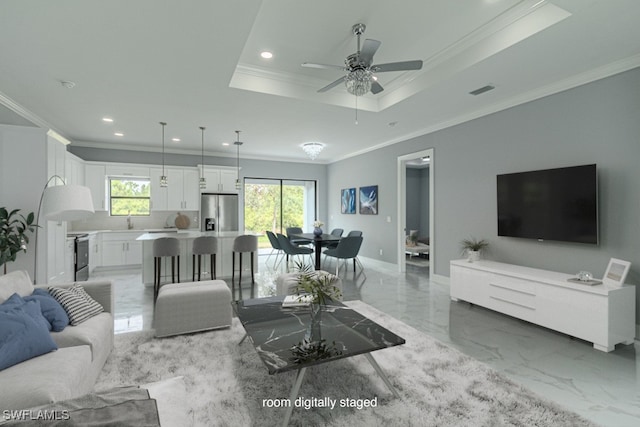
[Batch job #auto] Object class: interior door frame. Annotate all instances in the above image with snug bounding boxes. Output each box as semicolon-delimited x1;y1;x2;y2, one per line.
396;148;434;279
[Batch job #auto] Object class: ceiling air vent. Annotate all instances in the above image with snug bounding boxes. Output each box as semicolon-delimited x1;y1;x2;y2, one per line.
469;85;495;96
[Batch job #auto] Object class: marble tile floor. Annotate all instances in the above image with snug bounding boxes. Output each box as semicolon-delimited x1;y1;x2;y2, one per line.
90;256;639;427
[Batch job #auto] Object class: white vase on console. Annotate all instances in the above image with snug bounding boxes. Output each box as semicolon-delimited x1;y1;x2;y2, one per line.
467;250;480;263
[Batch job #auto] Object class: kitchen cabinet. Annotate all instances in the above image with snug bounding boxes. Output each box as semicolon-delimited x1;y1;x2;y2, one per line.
101;232;143;266
65;239;75;282
167;167;200;210
106;163;150;177
85;163;107;211
65;153;85;186
46;135;69;284
149;167;168;211
88;233;101;273
202;167;238;193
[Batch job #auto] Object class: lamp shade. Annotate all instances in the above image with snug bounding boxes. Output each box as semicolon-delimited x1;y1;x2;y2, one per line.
41;184;95;221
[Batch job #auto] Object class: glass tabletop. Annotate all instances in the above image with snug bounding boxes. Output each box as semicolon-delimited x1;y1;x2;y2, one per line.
233;296;405;374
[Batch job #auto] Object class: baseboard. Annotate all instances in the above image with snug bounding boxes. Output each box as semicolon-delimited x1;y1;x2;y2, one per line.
433;273;449;285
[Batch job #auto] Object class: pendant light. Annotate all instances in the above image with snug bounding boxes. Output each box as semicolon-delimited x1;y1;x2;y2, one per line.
199;126;206;189
234;130;243;190
159;122;168;187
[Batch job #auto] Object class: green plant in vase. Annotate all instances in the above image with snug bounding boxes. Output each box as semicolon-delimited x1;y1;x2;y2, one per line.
0;208;37;274
292;261;342;306
460;237;489;263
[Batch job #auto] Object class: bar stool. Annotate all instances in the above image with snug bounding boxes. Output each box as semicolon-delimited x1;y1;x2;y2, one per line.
153;237;180;302
192;236;218;281
232;235;257;300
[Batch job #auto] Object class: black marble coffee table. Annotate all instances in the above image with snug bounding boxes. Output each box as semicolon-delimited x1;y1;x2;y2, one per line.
233;296;405;426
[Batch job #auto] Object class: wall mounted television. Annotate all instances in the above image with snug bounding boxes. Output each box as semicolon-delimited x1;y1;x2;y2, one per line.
497;164;598;244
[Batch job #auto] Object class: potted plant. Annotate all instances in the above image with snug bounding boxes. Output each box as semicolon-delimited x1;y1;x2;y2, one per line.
293;262;342;309
460;237;489;263
0;207;37;274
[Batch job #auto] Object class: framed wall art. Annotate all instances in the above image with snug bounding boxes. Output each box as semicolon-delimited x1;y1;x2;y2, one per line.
602;258;631;287
359;185;378;215
341;188;356;214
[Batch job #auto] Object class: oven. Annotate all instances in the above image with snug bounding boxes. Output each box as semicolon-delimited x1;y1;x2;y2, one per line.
68;233;90;281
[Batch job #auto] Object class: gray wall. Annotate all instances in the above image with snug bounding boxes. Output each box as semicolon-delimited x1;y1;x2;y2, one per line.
328;67;640;326
406;167;430;239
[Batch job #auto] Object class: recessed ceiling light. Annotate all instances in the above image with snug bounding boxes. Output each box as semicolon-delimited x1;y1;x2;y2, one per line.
102;117;114;123
172;138;180;142
114;132;124;137
60;80;76;89
222;142;230;146
260;51;273;59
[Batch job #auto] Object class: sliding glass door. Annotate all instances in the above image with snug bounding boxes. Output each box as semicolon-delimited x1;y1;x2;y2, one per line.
244;178;317;248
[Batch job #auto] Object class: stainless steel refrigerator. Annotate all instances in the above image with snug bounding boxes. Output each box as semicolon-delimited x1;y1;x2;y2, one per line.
201;193;239;232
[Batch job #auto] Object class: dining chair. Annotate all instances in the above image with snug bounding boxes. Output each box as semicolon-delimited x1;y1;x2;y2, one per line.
232;235;258;300
277;233;313;271
324;228;344;250
347;230;362;237
286;227;312;246
323;235;364;276
265;230;284;269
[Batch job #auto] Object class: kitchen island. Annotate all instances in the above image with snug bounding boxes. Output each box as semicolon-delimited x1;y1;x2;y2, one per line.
136;231;259;286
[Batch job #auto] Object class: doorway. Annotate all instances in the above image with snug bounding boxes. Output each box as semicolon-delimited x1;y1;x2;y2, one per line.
397;148;434;279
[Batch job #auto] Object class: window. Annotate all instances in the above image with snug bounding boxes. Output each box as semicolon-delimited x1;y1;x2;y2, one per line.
244;178;317;248
109;177;151;216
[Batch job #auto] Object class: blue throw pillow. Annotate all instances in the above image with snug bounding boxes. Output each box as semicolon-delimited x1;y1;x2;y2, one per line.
25;289;70;332
0;304;58;370
0;294;51;333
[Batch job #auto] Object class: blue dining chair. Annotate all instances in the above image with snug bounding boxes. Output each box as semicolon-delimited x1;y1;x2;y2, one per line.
323;235;364;276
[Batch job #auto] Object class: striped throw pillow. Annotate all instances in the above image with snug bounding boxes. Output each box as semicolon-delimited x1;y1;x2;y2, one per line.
48;284;104;326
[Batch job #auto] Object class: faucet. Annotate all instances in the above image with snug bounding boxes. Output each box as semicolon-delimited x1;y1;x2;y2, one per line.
127;214;134;230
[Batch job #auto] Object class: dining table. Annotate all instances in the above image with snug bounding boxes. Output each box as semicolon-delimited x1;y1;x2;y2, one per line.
291;233;341;270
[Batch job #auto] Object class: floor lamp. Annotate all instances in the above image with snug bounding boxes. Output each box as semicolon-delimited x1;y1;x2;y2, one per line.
33;176;95;284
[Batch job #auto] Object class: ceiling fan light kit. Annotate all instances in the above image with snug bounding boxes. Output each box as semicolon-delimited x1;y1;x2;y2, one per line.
303;23;423;97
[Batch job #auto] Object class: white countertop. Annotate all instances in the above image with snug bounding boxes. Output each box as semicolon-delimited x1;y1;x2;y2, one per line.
136;230;254;241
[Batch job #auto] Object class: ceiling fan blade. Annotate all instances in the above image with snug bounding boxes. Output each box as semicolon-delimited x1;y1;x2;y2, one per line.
318;76;346;93
372;60;423;72
302;62;346;71
359;39;381;65
371;80;384;94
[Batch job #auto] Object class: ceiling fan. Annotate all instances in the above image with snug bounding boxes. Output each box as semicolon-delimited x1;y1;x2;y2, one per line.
302;23;423;96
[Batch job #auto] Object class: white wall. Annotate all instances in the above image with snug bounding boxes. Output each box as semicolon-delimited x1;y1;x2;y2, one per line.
0;125;48;276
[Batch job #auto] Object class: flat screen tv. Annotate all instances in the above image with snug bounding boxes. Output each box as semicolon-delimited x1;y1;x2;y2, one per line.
497;164;598;244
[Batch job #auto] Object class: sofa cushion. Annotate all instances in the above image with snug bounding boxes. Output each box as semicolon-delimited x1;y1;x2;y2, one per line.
24;288;70;332
0;300;58;370
0;270;34;303
49;284;104;326
1;293;52;332
50;312;113;362
0;345;94;410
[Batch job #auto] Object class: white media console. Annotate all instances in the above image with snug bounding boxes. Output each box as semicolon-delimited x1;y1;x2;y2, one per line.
450;259;636;352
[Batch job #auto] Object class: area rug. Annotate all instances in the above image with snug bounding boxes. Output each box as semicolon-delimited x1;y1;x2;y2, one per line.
95;301;597;427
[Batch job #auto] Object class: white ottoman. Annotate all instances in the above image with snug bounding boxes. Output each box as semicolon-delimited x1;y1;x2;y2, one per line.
154;280;232;338
275;270;343;300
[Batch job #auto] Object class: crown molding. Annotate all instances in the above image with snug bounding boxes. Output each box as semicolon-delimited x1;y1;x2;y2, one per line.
332;54;640;163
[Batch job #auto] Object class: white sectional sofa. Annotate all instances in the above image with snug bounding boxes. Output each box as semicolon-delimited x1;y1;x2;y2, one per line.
0;273;114;411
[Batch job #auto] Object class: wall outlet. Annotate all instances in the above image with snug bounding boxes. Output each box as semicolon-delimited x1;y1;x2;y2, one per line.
379;249;383;256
